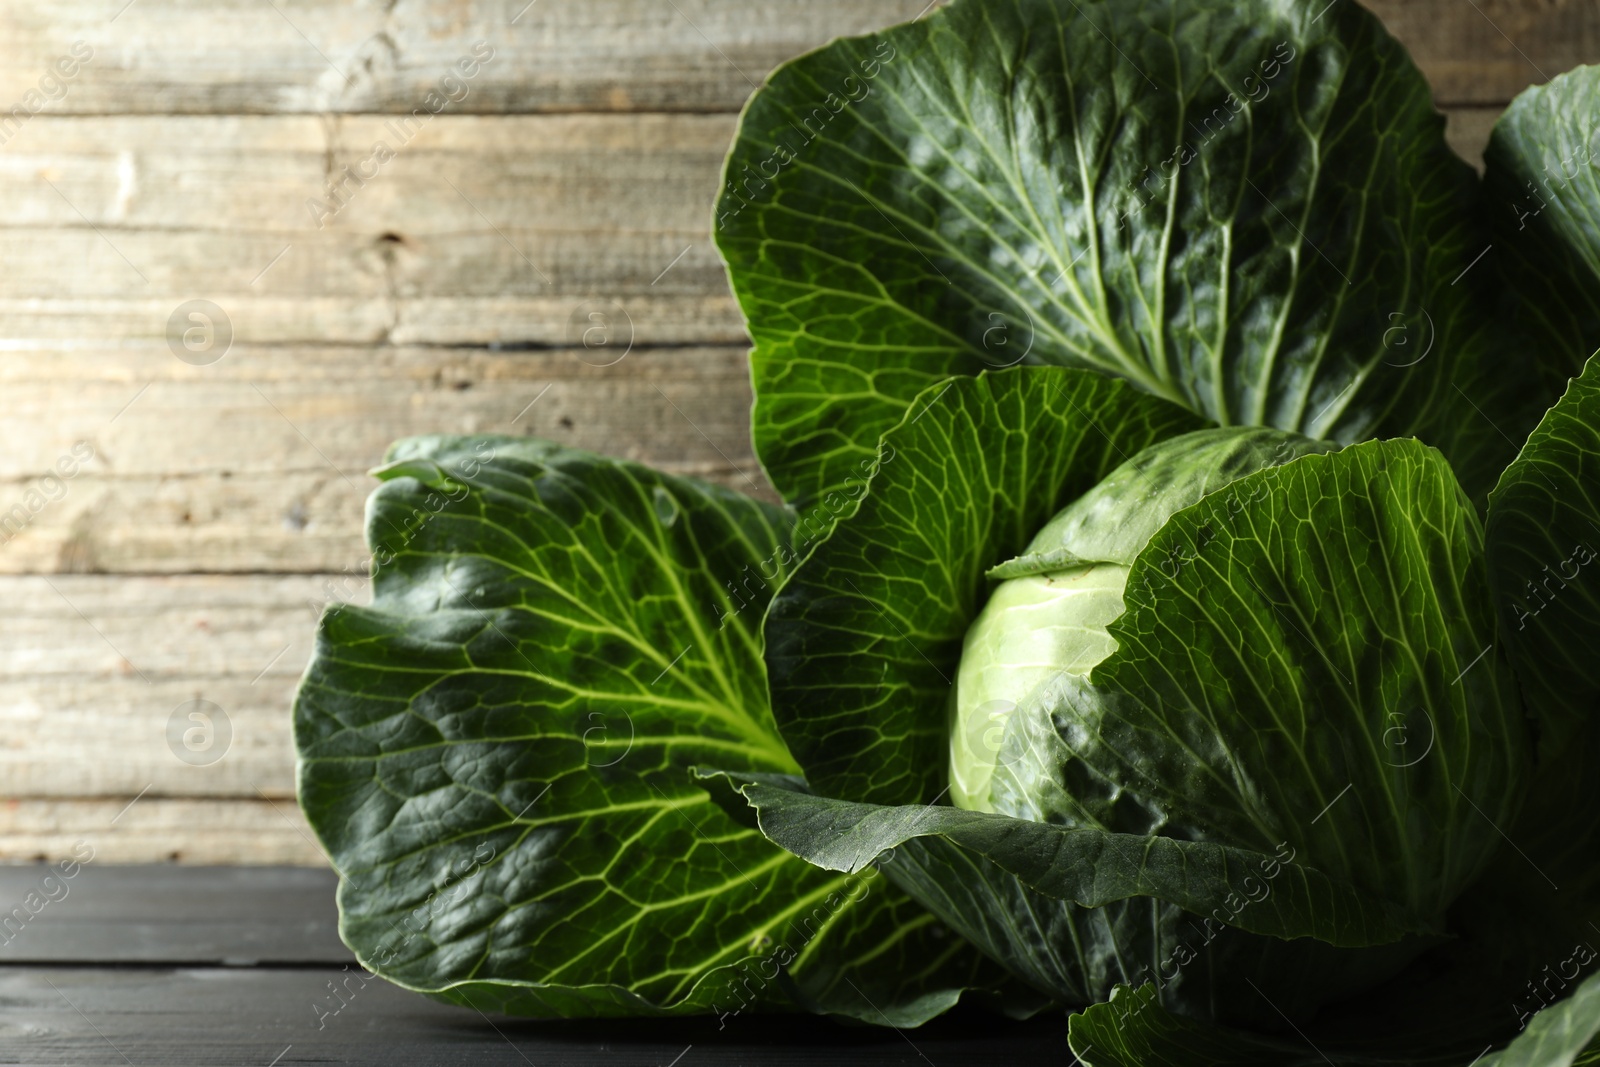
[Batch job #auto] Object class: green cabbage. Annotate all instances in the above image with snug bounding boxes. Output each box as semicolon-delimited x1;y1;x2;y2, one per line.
952;428;1334;813
292;1;1600;1062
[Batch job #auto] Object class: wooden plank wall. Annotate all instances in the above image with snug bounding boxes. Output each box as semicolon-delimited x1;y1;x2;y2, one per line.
0;0;1587;864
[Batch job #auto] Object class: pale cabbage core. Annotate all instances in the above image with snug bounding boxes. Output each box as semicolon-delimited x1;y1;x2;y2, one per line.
949;429;1337;813
949;563;1127;812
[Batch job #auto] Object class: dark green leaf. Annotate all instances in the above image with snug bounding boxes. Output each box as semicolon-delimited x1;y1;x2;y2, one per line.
1002;439;1527;919
713;767;1439;1017
1478;352;1600;1052
864;835;1172;1008
1486;352;1600;750
717;0;1505;514
294;437;1001;1021
1067;985;1327;1066
1485;64;1600;392
712;772;1432;948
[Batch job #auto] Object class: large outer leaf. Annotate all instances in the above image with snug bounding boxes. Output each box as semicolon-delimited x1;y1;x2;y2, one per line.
1485;65;1600;391
1001;438;1527;918
716;774;1429;948
869;836;1185;1008
1486;353;1600;748
294;437;1001;1021
711;770;1430;1021
1478;353;1600;1037
717;0;1502;515
765;366;1203;807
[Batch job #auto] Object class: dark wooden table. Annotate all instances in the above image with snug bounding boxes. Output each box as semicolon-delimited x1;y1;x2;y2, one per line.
0;866;1072;1065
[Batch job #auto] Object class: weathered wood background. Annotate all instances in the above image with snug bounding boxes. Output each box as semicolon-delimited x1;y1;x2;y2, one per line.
0;0;1589;864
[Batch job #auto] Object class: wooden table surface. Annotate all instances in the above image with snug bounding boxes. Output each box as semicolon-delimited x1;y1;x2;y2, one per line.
0;865;1074;1065
0;0;1590;862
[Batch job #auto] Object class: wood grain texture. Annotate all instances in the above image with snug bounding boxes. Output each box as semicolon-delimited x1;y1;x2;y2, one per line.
0;575;328;853
1367;0;1599;106
0;1;939;116
1446;106;1501;170
0;344;767;575
0;0;1581;115
0;114;743;344
0;673;303;797
0;964;1072;1065
0;799;325;865
0;865;1066;1060
0;868;1075;1067
0;865;346;962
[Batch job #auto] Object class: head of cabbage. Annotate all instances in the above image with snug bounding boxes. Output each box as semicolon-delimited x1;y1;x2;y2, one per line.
951;428;1335;814
298;0;1600;1049
948;427;1522;927
745;364;1538;1043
